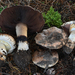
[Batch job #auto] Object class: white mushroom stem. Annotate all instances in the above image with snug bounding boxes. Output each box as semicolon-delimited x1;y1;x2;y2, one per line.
16;23;29;51
0;43;7;55
69;24;75;43
69;31;75;43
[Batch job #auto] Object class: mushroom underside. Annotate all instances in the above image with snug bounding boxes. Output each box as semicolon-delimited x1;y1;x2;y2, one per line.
61;21;75;36
0;6;45;35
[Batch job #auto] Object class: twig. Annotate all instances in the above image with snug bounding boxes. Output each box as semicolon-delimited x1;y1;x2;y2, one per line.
42;0;52;12
8;62;20;72
0;72;10;75
0;0;5;4
51;0;56;6
45;0;47;4
66;1;73;15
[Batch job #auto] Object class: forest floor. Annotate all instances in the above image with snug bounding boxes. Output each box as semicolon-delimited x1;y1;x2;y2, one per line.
0;0;75;75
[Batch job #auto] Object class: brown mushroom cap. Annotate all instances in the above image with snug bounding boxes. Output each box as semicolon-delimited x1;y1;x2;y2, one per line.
35;27;67;49
32;50;58;68
0;6;45;35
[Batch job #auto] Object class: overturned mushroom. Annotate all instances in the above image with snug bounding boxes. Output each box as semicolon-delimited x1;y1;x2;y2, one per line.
69;24;75;42
32;50;58;69
61;21;75;54
35;27;67;49
0;34;16;66
0;6;45;69
61;21;75;36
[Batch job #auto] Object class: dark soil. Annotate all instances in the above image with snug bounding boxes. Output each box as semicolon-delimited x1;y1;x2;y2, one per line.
0;0;75;75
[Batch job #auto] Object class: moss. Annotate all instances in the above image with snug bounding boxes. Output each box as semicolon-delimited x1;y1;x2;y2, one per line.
42;6;63;27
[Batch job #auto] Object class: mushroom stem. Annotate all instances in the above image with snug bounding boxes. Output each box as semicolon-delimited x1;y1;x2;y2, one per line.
69;31;75;42
16;23;27;37
16;23;29;51
0;43;7;55
69;24;75;43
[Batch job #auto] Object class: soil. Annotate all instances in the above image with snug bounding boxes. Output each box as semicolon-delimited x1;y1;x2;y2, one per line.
0;0;75;75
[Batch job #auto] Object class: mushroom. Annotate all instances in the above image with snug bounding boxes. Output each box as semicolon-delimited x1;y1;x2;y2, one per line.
0;6;45;69
0;34;16;66
69;24;75;42
61;21;75;36
32;50;58;69
61;21;75;54
35;27;67;49
62;39;74;54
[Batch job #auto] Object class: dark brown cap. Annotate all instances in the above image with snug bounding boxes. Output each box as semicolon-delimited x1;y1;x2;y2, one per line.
0;6;45;35
35;27;67;49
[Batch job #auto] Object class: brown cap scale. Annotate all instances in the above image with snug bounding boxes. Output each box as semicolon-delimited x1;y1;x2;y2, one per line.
35;27;67;49
32;50;59;69
0;6;45;69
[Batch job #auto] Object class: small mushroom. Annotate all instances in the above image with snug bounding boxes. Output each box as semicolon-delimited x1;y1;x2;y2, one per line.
61;21;75;36
32;50;58;69
0;6;45;69
61;21;75;54
35;27;67;49
0;34;16;66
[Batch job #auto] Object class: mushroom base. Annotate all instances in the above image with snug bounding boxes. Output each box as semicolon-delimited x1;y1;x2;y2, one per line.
13;50;31;70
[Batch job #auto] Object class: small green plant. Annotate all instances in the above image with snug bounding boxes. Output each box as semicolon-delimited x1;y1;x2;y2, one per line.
0;28;2;32
42;6;63;27
0;7;3;13
0;6;7;13
0;7;3;32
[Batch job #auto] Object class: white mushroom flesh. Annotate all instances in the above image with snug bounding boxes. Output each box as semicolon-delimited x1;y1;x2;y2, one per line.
69;24;75;43
0;34;16;54
18;41;29;51
0;43;7;55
